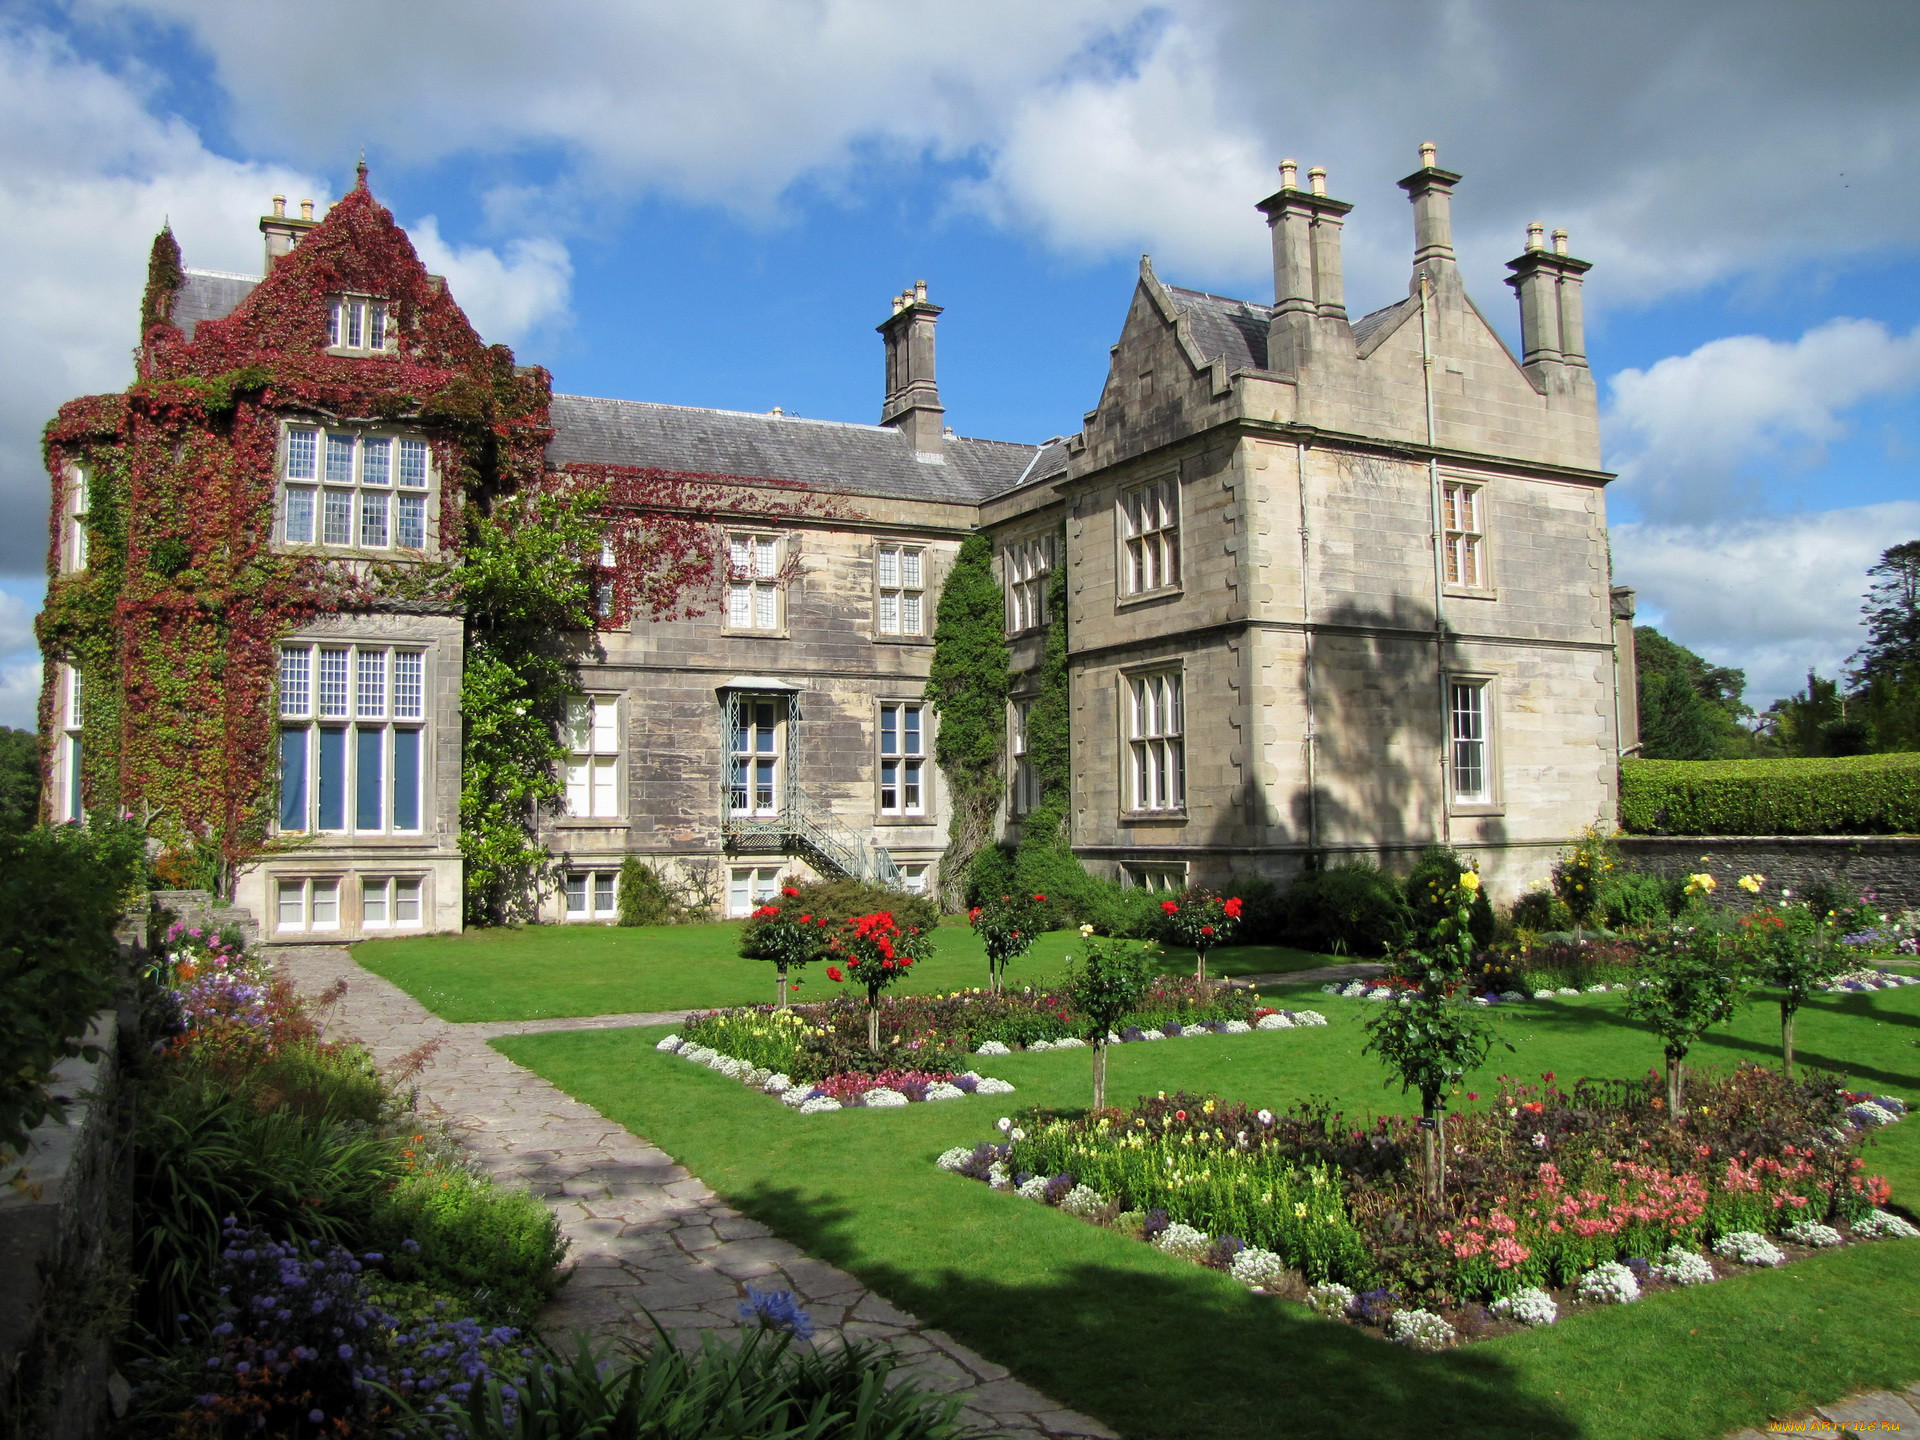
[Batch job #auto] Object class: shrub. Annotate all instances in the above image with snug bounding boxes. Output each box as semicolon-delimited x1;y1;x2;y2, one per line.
1619;752;1920;836
779;877;938;938
0;819;147;1159
1510;888;1574;933
244;1039;389;1126
1551;825;1619;924
1281;863;1409;956
1595;870;1672;929
1404;845;1495;947
371;1164;569;1325
617;857;681;925
963;842;1016;907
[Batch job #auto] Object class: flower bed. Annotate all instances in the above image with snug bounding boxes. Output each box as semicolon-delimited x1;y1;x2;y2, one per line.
654;1032;1014;1113
933;1066;1914;1349
1822;967;1920;994
1324;976;1627;1006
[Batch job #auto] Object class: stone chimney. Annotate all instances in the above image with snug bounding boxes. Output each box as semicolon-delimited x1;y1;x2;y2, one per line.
877;280;945;457
260;194;320;269
1396;141;1461;291
1504;222;1593;386
1255;160;1354;374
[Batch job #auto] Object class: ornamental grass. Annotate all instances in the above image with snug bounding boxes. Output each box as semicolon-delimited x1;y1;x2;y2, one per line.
998;1064;1893;1308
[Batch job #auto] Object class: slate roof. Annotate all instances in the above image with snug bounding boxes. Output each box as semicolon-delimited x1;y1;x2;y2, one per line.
548;394;1041;505
1162;285;1416;369
174;268;259;339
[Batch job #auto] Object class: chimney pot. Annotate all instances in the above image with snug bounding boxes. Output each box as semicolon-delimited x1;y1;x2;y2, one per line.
1420;141;1437;169
300;199;314;220
1527;221;1545;251
1552;228;1569;256
914;279;928;302
272;194;286;217
1308;166;1327;196
1279;158;1298;189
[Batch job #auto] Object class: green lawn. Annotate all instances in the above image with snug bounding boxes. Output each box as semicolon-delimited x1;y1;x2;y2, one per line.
498;980;1920;1440
354;919;1335;1022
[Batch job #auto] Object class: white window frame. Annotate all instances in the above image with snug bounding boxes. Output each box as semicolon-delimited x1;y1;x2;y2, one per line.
563;696;622;819
281;424;432;553
898;862;930;894
361;875;426;930
56;665;83;822
729;696;785;818
1009;699;1036;817
1125;669;1185;814
1448;677;1497;807
878;701;926;817
725;532;784;633
327;293;395;355
1443;481;1487;590
1004;533;1054;634
563;869;620;921
1123;862;1187;892
277;643;427;836
274;876;342;934
727;865;783;918
875;543;926;637
65;465;89;573
1119;478;1180;598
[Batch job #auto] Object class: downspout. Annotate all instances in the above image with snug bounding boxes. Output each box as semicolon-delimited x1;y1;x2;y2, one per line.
1297;440;1318;853
1419;274;1452;846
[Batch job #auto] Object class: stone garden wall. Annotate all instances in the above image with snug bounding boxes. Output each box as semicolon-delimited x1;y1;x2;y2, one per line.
1616;836;1920;911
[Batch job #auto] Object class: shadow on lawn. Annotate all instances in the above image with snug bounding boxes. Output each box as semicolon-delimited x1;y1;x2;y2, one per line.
737;1182;1580;1440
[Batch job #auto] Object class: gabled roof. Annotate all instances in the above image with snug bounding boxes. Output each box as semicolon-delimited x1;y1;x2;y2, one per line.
1160;285;1419;369
174;268;259;339
547;394;1039;506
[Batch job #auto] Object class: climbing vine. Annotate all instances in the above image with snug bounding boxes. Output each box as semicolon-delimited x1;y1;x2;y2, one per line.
1015;562;1079;901
924;533;1009;910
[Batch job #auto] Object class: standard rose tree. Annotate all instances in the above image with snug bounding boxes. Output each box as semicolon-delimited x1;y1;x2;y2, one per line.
826;910;934;1051
1063;926;1156;1110
1624;923;1746;1112
738;886;830;1007
1157;890;1243;981
968;892;1045;995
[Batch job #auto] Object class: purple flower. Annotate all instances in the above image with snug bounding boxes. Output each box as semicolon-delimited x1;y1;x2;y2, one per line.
738;1287;814;1340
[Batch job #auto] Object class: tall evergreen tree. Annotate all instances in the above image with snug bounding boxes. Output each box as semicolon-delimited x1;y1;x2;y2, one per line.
1846;540;1920;752
0;728;38;834
1633;626;1749;758
923;533;1010;910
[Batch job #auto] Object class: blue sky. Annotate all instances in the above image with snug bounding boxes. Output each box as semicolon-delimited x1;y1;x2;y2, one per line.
2;0;1918;727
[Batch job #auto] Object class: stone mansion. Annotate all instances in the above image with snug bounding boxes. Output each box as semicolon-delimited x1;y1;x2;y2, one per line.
39;145;1637;941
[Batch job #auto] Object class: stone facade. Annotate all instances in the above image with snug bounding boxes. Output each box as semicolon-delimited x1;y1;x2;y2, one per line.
42;144;1630;933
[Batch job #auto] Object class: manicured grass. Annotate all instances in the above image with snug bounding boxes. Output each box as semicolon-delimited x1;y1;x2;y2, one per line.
354;920;1334;1022
498;981;1920;1440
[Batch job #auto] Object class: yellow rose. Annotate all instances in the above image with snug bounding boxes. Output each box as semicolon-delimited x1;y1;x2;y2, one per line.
1459;872;1482;894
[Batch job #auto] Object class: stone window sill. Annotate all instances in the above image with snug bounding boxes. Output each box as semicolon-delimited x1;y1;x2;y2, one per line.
1445;585;1499;602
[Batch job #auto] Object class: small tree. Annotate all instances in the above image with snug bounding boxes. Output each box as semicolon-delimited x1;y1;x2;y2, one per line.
1157;891;1243;981
1063;927;1156;1110
968;892;1044;994
739;886;829;1007
826;910;934;1051
1731;888;1845;1073
1361;872;1503;1199
1624;924;1745;1112
1551;825;1619;929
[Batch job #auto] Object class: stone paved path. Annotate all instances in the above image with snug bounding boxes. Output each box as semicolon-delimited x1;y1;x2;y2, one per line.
1725;1381;1920;1437
1227;960;1386;989
277;946;1118;1440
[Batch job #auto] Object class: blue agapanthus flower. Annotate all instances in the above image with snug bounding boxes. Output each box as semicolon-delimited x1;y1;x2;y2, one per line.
738;1287;815;1340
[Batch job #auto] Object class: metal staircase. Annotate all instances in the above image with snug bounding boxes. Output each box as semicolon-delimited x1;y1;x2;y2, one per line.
723;782;903;888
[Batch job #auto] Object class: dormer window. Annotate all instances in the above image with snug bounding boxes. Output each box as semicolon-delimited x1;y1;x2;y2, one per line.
328;295;392;353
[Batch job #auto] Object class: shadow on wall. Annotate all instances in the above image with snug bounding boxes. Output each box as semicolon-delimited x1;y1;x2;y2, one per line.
728;1180;1579;1440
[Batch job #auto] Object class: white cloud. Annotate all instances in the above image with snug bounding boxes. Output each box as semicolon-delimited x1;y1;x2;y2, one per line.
0;24;574;578
1613;501;1920;706
408;218;572;348
0;584;42;730
1604;319;1920;522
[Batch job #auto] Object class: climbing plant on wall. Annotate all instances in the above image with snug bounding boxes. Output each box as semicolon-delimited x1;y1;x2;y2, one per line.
924;532;1009;910
1015;562;1080;905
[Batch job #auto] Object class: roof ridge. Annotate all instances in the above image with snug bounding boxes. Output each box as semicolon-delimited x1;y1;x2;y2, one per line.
182;266;262;283
553;393;900;435
1166;284;1269;312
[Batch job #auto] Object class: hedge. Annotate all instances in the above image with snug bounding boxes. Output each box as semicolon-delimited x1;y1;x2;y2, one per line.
1619;752;1920;836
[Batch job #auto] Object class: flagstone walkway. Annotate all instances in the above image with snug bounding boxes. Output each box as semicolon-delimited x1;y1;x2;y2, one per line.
276;946;1117;1440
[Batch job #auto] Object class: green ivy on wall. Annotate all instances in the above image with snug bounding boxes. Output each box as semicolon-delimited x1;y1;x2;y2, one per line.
923;532;1010;909
1015;562;1080;901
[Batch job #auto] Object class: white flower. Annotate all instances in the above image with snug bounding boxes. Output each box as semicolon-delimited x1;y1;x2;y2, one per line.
1534;990;1557;1001
1028;1039;1055;1052
1556;987;1579;997
1255;1013;1293;1030
1304;1282;1353;1318
1577;1262;1641;1304
997;1117;1013;1133
1712;1232;1785;1267
1585;984;1609;993
1256;1109;1274;1125
1228;1247;1288;1288
762;1073;792;1094
655;1034;683;1052
1079;923;1096;937
975;1040;1012;1056
707;1053;743;1075
986;1162;1011;1188
1784;1221;1843;1249
797;1096;843;1114
923;1082;966;1101
1015;1176;1050;1201
1137;1028;1163;1041
1855;1209;1920;1240
1153;1223;1211;1261
1340;982;1367;997
1224;1020;1253;1034
935;1146;974;1171
1849;1101;1900;1127
1107;1031;1123;1043
779;1086;815;1107
1501;991;1527;1002
1053;1036;1089;1049
1320;983;1340;995
681;1045;717;1064
1295;1010;1329;1026
1010;1127;1027;1142
1389;1308;1454;1351
1650;1247;1716;1285
1491;1288;1558;1326
1471;995;1491;1006
974;1076;1016;1096
861;1087;910;1108
744;1066;772;1087
1060;1185;1107;1218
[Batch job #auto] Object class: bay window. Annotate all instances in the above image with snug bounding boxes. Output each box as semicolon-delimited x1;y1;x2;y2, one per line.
278;643;425;834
